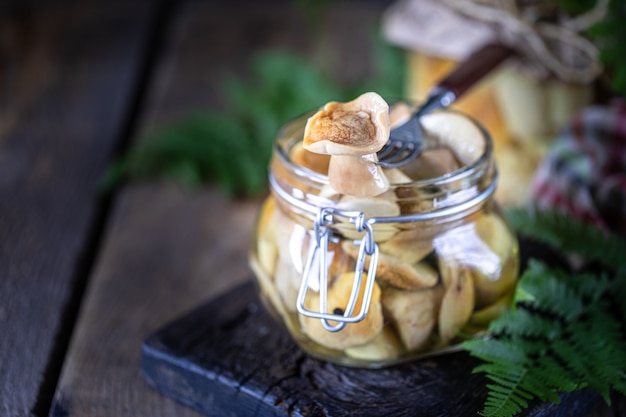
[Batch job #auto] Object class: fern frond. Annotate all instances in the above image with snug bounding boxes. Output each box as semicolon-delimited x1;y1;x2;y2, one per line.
506;208;626;274
464;255;626;417
482;376;529;417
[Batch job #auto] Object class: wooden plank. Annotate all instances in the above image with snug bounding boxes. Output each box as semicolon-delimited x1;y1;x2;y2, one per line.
52;184;259;417
50;1;393;416
138;0;389;126
0;2;156;416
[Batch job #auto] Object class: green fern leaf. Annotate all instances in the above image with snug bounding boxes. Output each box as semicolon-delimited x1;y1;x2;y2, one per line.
506;208;626;274
464;209;626;417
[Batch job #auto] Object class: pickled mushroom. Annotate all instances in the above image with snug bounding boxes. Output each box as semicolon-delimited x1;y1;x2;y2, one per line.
255;196;278;276
438;262;476;344
300;272;383;350
335;193;400;242
303;92;391;197
403;148;461;181
378;228;434;264
344;326;404;361
388;101;412;128
468;292;514;328
382;286;442;351
252;93;519;365
341;240;438;291
420;112;485;165
472;213;518;307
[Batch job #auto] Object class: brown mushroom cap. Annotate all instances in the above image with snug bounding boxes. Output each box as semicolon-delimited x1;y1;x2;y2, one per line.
303;92;390;156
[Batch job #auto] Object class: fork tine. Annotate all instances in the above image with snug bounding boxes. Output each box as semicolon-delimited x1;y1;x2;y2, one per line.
377;141;422;168
377;141;401;159
379;145;421;168
375;45;509;168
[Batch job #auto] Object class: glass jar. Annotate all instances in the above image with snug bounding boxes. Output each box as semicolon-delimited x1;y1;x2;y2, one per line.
250;103;519;368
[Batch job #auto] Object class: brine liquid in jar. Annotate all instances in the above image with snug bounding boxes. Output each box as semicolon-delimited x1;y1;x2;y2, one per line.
250;93;519;368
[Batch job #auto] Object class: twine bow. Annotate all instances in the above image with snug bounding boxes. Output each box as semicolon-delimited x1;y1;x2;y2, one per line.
442;0;606;83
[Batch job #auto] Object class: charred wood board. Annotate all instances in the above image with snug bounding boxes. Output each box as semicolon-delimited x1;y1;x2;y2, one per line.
142;238;603;417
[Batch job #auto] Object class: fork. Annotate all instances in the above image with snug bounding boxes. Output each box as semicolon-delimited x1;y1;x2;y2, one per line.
377;44;514;168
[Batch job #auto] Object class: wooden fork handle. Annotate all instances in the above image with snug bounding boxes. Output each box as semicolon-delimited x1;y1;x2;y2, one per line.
437;44;514;98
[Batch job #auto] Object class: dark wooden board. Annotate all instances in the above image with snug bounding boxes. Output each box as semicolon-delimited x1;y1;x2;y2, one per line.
142;279;603;417
0;2;156;415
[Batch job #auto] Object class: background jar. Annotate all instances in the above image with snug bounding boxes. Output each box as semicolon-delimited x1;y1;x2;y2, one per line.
250;103;519;368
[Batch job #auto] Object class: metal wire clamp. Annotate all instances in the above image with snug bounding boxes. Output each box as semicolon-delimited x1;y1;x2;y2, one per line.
296;207;379;332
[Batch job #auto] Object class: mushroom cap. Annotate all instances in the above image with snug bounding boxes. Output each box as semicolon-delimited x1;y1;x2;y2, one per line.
303;92;390;156
420;112;485;165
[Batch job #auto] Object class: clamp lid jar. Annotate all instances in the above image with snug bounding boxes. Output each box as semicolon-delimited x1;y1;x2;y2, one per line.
250;99;519;368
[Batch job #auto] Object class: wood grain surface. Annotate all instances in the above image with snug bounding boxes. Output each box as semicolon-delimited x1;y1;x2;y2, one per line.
0;2;156;415
50;1;391;416
52;184;259;417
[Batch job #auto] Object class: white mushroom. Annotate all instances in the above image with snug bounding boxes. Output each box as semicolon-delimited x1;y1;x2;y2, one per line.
382;286;442;351
378;228;434;264
344;326;404;361
389;101;413;128
273;211;354;312
300;271;383;350
438;261;476;344
403;147;461;181
303;92;391;197
249;255;294;331
420;111;485;165
314;184;401;243
383;167;413;184
255;197;279;276
472;213;518;307
341;240;438;291
468;292;513;328
383;165;436;215
335;192;400;242
475;212;516;260
274;220;310;312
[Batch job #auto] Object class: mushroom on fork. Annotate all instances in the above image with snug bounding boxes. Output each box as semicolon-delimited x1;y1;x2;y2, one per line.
303;92;391;197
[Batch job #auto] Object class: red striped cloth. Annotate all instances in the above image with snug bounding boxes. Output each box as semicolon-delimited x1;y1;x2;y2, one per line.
531;99;626;237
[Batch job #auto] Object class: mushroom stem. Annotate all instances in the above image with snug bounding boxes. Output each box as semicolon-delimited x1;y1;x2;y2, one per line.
328;154;389;197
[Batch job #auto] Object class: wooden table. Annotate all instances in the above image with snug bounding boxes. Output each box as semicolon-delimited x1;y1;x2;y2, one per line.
0;1;622;416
